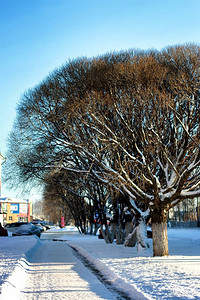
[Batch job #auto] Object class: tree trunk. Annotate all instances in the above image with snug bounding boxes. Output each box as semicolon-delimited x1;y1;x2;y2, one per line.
94;223;100;235
124;217;149;248
100;224;114;243
136;218;149;250
110;222;123;244
125;221;133;238
124;227;137;247
119;223;124;244
89;223;93;235
100;225;110;243
151;208;169;256
105;224;114;243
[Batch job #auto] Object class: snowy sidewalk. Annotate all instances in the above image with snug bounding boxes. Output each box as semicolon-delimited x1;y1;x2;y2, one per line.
0;228;200;299
1;239;124;300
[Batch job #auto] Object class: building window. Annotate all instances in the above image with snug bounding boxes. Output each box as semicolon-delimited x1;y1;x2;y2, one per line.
18;217;28;222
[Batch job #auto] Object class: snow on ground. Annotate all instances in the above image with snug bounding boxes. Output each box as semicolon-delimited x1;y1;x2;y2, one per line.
48;225;79;232
0;227;200;299
0;235;39;293
61;228;200;300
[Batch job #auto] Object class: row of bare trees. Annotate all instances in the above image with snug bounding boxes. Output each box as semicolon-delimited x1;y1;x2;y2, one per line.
4;43;200;256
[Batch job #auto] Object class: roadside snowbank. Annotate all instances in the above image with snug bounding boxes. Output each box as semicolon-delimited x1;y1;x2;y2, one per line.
69;242;149;300
0;235;41;298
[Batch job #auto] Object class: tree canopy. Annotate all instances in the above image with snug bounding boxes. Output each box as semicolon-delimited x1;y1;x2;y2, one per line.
4;43;200;256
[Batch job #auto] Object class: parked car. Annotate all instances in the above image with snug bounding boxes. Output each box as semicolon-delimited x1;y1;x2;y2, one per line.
5;222;29;232
0;223;8;236
12;223;42;238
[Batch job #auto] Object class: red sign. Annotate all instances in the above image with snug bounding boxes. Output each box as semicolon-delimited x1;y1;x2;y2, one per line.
61;216;65;228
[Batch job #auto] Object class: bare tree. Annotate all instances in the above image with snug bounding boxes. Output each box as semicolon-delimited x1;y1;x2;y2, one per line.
33;200;45;220
4;44;200;256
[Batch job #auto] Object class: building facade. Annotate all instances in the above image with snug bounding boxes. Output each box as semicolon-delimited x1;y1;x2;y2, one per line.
0;197;33;225
168;198;200;227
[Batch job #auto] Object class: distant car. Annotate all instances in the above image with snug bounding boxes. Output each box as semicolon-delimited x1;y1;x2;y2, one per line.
43;224;51;230
31;221;50;230
12;223;42;238
31;222;46;231
5;222;29;232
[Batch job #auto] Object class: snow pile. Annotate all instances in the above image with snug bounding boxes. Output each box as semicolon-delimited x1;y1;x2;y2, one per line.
47;225;79;233
1;258;31;300
69;242;149;300
0;235;41;298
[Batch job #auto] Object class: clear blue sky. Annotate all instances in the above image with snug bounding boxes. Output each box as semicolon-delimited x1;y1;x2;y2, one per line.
1;0;200;200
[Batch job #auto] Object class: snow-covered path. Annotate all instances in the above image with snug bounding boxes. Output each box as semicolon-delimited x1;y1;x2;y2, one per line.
1;228;200;300
14;240;122;300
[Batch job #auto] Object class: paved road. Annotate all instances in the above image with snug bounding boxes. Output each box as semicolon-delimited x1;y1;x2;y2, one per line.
20;233;121;300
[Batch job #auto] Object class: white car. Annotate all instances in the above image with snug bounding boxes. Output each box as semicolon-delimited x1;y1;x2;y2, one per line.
5;222;29;232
